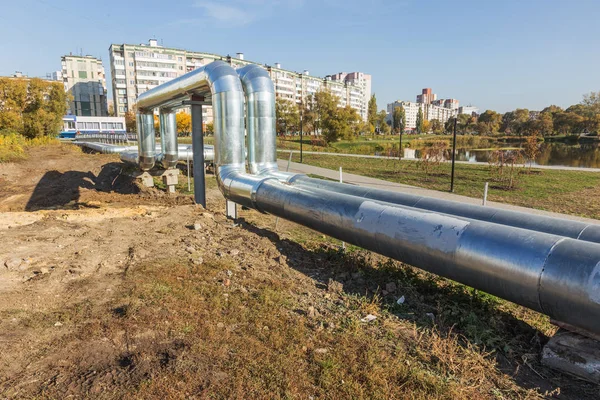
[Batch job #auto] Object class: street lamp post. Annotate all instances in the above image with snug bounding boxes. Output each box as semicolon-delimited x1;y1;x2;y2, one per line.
300;103;303;163
450;117;457;192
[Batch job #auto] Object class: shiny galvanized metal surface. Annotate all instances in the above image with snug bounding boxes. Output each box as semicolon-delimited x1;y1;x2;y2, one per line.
291;176;600;244
254;180;600;333
160;110;178;168
136;113;156;170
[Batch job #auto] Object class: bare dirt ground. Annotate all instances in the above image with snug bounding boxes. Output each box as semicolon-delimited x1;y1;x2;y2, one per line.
0;144;598;399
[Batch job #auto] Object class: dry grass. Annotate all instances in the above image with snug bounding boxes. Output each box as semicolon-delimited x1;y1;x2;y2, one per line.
0;131;60;162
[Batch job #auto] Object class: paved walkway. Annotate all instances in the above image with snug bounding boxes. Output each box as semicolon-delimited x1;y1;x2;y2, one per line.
276;149;600;172
277;159;600;224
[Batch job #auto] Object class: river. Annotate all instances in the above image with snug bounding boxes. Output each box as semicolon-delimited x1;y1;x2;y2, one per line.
408;142;600;168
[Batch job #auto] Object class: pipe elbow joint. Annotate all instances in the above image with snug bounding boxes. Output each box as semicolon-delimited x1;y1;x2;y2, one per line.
217;165;276;211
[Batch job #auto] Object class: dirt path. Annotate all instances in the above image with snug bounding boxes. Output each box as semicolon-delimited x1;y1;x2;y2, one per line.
0;144;597;399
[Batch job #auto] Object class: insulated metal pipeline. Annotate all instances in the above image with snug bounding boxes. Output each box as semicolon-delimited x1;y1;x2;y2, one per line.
236;65;284;177
136;113;156;170
119;146;215;165
133;60;600;336
253;180;600;335
291;176;600;244
136;61;269;207
159;110;178;168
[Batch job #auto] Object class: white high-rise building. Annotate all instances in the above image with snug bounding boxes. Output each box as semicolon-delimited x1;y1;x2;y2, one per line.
61;55;108;116
109;40;371;121
387;101;457;132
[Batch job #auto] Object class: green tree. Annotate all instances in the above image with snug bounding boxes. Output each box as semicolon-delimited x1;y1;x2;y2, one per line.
205;122;214;135
476;110;502;135
311;90;343;143
553;111;584;134
276;97;300;135
416;107;424;134
367;94;378;136
392;106;406;134
430;119;443;135
536;112;554;136
501;109;529;136
0;78;67;138
375;110;390;134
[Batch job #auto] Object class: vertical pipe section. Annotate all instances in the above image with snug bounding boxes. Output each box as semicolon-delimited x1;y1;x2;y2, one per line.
161;110;179;168
159;113;166;159
191;104;206;207
136;112;156;170
236;65;280;176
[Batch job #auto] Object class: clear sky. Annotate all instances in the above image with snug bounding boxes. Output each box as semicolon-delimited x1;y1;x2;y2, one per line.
1;0;598;113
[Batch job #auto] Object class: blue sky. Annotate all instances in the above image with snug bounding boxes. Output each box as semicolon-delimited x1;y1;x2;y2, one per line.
1;0;598;112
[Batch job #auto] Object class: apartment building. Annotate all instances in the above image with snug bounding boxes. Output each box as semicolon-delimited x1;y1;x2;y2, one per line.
61;55;108;116
416;88;436;104
459;106;479;116
108;40;370;121
387;100;457;131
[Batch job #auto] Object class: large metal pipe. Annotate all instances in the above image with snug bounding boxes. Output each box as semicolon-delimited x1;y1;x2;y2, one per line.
132;60;600;337
253;181;600;334
136;113;156;170
160;110;179;168
119;146;214;165
233;65;600;243
136;61;269;208
291;176;600;244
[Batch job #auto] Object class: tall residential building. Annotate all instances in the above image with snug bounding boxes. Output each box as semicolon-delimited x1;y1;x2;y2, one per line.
108;40;371;121
416;88;436;104
387;100;457;131
329;72;372;120
459;106;479;116
61;55;108;116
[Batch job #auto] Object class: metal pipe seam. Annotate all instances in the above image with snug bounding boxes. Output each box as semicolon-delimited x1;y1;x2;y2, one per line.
290;176;600;244
254;179;600;334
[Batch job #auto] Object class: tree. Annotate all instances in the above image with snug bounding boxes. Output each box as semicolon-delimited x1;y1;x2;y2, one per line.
392;106;406;134
301;94;316;134
553;111;584;134
275;97;300;136
579;91;600;133
312;90;341;143
367;94;378;136
476;110;502;135
176;112;192;135
205;122;214;135
124;104;137;133
416;107;424;134
522;132;541;171
422;119;431;134
327;105;360;142
430;119;443;135
536;112;554;136
0;78;67;138
108;103;115;116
